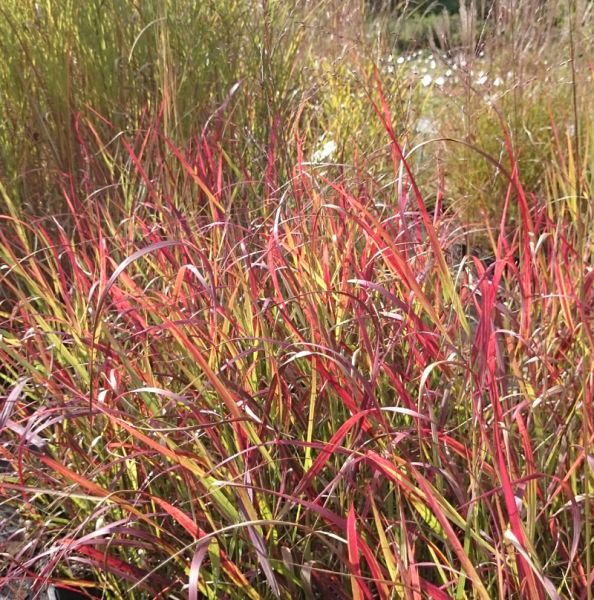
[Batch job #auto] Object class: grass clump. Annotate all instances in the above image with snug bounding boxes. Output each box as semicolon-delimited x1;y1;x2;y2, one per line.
1;1;593;599
0;0;363;217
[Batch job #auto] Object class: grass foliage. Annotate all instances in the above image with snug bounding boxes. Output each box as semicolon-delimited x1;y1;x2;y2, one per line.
0;1;593;598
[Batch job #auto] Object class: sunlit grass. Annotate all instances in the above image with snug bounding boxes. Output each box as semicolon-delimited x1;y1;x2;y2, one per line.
1;1;593;599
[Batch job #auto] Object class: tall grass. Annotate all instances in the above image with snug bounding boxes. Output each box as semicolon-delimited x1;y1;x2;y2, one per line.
415;0;593;234
1;1;593;598
0;0;364;217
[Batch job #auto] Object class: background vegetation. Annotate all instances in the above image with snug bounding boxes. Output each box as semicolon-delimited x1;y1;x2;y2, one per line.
0;1;592;598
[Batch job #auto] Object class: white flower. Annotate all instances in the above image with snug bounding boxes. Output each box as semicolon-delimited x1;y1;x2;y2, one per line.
397;56;405;64
493;76;503;87
312;139;337;163
435;76;445;86
421;74;433;87
430;60;436;69
476;72;488;85
416;117;436;135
